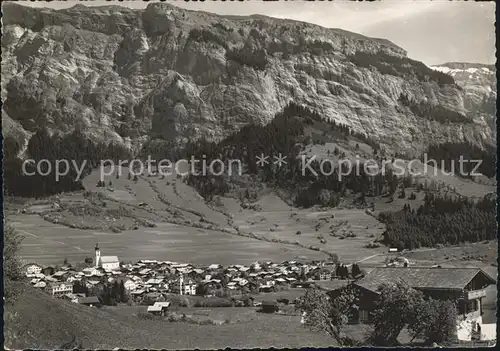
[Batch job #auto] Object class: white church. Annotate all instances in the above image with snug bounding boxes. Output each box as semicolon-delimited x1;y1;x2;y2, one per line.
94;243;120;271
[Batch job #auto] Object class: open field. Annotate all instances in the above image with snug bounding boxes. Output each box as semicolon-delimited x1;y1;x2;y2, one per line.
357;241;498;324
8;155;495;268
11;213;327;266
5;284;336;349
10;164;388;266
84;166;230;228
227;194;387;263
303;139;495;200
357;240;498;269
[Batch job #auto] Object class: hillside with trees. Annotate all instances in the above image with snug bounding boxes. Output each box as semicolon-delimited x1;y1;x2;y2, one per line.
3;128;131;197
378;193;496;250
424;142;496;178
179;102;398;207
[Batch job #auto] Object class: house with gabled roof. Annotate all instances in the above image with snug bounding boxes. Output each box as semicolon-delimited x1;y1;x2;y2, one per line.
335;266;496;340
77;296;101;307
24;263;43;276
147;301;171;315
33;281;47;289
48;282;73;297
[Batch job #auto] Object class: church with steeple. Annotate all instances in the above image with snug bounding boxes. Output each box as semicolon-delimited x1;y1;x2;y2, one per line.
94;242;120;271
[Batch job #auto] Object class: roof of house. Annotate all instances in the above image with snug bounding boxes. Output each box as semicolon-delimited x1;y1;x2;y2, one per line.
101;256;119;263
23;262;43;268
355;267;496;293
153;301;171;308
146;279;163;284
147;305;162;312
78;296;100;304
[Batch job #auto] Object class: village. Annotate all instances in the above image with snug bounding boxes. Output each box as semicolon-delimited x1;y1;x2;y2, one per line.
23;243;360;309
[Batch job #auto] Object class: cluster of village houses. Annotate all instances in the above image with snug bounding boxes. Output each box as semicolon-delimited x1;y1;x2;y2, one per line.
22;244;497;342
24;244;340;307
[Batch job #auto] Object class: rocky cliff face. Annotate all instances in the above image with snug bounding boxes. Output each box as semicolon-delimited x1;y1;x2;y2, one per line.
431;62;496;135
1;2;495;156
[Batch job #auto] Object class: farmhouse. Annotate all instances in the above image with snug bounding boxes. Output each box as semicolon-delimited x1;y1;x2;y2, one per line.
94;243;120;271
337;267;496;340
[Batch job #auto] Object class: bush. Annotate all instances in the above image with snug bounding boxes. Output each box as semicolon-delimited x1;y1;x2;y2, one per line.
364;242;381;248
138;312;161;320
4;225;25;302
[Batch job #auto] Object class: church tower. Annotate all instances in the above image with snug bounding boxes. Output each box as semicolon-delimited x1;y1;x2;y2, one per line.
95;242;101;268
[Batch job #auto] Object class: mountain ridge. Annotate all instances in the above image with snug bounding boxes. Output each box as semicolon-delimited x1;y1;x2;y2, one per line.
1;2;495;158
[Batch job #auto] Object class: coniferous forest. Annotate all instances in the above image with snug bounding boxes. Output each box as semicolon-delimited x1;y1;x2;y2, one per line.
424;142;496;178
181;102;390;206
378;193;496;250
3;128;131;198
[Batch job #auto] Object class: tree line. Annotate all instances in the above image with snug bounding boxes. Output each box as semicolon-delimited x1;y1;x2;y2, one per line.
3;128;131;197
424;142;496;178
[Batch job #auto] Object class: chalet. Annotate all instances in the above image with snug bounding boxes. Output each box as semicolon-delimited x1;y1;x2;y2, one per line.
131;289;145;297
147;301;171;316
275;278;288;285
312;268;332;281
251;261;262;271
85;280;101;289
52;271;67;280
33;281;47;289
49;282;73;297
123;279;137;291
187;269;204;280
170;276;196;295
259;283;274;293
145;278;164;287
340;267;496;340
77;296;101;307
207;264;222;271
63;293;79;303
66;275;81;283
24;263;43;276
138;268;152;276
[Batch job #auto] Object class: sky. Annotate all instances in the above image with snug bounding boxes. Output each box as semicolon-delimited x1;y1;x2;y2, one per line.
19;0;496;65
